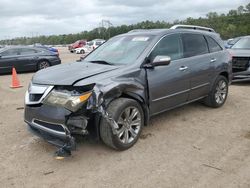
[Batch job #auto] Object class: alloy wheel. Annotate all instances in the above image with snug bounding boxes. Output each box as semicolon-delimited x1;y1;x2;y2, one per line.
116;106;142;144
39;61;50;70
215;80;227;104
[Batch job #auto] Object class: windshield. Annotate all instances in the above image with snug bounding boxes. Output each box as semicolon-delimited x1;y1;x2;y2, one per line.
84;35;153;65
228;37;241;45
232;37;250;49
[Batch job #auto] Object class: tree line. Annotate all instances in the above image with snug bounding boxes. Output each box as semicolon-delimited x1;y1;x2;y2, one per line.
1;3;250;45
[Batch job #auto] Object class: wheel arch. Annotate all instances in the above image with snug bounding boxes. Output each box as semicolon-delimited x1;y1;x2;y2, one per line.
219;71;229;81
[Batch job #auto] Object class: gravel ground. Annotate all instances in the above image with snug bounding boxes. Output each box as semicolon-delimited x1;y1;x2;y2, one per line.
0;47;249;188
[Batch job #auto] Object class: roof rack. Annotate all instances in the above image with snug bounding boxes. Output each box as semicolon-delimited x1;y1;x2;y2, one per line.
170;25;215;33
128;29;149;33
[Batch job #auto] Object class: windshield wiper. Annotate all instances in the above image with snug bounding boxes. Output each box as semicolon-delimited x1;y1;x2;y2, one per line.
89;60;114;65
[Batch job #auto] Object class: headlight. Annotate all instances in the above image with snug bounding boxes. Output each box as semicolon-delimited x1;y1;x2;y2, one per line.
43;90;92;112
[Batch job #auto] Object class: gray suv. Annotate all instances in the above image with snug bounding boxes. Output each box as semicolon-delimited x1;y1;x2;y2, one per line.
24;25;232;157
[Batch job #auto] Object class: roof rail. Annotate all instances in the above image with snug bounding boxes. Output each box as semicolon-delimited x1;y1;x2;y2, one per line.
128;29;148;33
170;25;215;33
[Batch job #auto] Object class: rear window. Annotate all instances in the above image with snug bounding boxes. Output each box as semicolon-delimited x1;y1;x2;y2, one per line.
182;33;209;57
205;36;222;53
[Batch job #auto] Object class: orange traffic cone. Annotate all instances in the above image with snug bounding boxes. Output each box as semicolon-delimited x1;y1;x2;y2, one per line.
10;67;22;88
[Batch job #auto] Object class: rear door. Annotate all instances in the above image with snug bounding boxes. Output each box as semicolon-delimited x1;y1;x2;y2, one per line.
16;48;39;71
147;33;190;115
0;49;20;73
181;33;213;101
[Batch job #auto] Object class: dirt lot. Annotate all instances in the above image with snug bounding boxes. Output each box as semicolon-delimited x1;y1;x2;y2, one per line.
0;47;250;188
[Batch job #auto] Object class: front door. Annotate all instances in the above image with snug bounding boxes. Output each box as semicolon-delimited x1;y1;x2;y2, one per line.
146;33;190;115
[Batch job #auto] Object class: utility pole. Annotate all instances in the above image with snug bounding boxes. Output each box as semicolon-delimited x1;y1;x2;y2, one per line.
99;20;113;39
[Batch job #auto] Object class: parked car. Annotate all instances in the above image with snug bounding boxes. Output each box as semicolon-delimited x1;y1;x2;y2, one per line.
0;46;61;74
225;37;242;49
88;39;106;49
24;25;232;157
75;39;105;54
33;43;59;55
68;40;87;53
228;36;250;81
74;44;93;54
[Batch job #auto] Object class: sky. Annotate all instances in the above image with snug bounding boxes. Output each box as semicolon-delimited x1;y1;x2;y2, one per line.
0;0;248;40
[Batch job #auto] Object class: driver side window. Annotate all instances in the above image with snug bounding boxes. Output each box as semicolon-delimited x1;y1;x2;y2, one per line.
149;34;183;62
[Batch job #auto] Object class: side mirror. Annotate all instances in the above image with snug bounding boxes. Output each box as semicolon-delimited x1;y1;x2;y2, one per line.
151;55;171;67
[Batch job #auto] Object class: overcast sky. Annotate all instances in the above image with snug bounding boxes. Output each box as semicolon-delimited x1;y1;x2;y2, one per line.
0;0;248;40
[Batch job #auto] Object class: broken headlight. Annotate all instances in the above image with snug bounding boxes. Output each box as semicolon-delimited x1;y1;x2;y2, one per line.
43;90;92;112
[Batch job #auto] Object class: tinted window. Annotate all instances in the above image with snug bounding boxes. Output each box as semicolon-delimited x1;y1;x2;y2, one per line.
206;36;222;53
149;34;183;61
1;49;20;56
182;33;209;57
20;48;37;55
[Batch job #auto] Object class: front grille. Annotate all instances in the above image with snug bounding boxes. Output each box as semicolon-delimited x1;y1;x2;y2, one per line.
33;119;65;132
29;94;43;102
232;57;250;72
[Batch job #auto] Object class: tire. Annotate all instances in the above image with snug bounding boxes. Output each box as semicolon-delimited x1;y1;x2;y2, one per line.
203;75;228;108
100;98;144;150
80;50;85;54
37;60;50;70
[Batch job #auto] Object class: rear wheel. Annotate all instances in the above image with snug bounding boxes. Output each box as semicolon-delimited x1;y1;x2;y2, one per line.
37;60;50;70
203;75;228;108
80;50;85;54
100;98;144;150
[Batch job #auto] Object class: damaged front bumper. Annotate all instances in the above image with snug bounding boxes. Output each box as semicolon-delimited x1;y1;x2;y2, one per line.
233;69;250;82
24;83;120;157
24;104;77;148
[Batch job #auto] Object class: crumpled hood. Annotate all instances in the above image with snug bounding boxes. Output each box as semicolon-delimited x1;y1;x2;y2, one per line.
32;61;119;85
228;49;250;57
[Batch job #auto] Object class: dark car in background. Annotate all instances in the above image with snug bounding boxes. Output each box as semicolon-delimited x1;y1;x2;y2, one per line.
25;25;232;156
0;46;61;74
228;36;250;81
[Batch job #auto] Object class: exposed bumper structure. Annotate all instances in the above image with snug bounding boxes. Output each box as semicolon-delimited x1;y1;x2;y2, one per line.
232;56;250;82
24;104;74;148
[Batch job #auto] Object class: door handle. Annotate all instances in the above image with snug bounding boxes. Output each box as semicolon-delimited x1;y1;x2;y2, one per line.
179;66;188;71
210;58;217;63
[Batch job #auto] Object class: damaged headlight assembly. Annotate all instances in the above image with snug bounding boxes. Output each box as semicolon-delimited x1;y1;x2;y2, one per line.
43;90;92;112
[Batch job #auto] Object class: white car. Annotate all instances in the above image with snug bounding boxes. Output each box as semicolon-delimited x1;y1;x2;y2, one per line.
74;45;93;54
74;39;105;54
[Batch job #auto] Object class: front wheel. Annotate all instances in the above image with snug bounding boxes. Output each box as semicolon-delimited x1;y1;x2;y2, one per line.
100;98;144;150
203;75;228;108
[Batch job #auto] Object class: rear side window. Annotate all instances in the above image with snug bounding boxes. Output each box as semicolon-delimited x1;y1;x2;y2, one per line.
205;36;222;53
20;48;37;55
1;49;20;56
149;34;183;61
182;33;209;57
